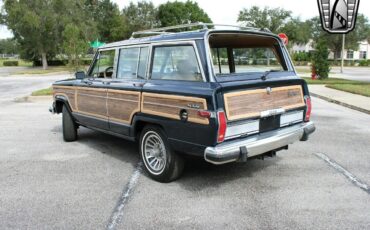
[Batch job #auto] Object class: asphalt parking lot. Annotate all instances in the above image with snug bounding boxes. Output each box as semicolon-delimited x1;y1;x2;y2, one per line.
0;75;369;229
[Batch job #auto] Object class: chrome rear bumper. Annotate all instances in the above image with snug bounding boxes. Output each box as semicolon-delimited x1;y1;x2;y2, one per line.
204;122;315;165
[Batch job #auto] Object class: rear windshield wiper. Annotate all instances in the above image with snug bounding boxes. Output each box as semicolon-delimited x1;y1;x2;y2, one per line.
261;70;281;81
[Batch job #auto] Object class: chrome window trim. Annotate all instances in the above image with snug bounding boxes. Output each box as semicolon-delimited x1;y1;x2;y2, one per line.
148;40;206;82
114;44;150;80
203;31;294;82
100;38;204;50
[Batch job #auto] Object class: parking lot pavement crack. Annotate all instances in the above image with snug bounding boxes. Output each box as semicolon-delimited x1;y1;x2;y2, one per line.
106;162;143;230
314;152;370;195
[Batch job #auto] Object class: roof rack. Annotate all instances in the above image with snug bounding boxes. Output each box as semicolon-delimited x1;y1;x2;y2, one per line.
130;22;271;38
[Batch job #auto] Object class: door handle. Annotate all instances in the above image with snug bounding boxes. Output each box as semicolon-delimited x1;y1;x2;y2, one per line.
133;83;145;87
103;81;111;85
83;80;93;85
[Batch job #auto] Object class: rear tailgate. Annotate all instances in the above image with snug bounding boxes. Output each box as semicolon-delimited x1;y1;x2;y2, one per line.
219;79;308;140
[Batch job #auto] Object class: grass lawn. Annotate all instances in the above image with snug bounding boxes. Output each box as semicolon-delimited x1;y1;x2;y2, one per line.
295;67;312;74
31;87;52;96
326;84;370;97
302;77;360;85
13;66;86;75
302;77;370;97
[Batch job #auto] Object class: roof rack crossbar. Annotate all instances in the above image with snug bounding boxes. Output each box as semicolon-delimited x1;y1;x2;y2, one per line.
130;22;271;38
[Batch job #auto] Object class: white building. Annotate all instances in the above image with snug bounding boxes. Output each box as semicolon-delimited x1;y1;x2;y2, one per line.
292;39;370;61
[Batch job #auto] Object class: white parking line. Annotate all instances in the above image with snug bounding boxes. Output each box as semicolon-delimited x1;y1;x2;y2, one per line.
106;162;143;230
314;152;370;194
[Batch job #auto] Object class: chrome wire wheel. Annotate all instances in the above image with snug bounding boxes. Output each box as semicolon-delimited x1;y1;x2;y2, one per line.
142;131;167;175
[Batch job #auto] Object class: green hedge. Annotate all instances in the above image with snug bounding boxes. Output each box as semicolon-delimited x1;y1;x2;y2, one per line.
3;60;19;66
359;60;370;66
33;59;68;66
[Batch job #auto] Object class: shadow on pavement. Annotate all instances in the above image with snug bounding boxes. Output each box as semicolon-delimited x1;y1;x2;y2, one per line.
51;125;140;166
52;124;283;187
177;155;281;191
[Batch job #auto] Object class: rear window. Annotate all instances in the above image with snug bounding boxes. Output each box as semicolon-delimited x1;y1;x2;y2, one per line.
209;33;289;77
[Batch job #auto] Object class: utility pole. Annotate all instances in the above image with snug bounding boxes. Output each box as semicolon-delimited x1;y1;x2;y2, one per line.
341;34;345;74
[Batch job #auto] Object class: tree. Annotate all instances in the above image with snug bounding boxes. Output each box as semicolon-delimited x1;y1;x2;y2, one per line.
157;1;212;28
2;0;62;69
57;0;97;67
0;38;19;55
312;40;330;79
238;6;291;34
122;1;158;38
85;0;126;42
281;17;313;46
62;24;89;69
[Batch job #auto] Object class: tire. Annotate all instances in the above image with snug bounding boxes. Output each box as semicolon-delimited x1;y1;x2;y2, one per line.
139;125;184;183
62;105;78;142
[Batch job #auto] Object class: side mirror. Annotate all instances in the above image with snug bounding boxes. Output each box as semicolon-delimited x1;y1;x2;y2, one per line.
75;71;86;80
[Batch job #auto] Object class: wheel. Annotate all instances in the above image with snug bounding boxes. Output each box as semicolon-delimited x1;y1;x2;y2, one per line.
139;125;184;183
62;105;77;142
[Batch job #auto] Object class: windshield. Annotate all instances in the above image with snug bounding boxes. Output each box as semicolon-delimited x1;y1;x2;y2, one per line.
209;33;289;77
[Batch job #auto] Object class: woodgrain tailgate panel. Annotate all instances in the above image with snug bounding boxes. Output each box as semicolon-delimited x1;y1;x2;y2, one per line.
224;85;305;121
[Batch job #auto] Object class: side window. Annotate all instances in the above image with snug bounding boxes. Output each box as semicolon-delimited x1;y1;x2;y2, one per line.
90;50;115;78
117;47;149;79
137;47;149;79
151;45;202;81
117;48;139;79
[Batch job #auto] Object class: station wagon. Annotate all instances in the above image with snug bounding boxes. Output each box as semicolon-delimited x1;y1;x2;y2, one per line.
51;23;315;182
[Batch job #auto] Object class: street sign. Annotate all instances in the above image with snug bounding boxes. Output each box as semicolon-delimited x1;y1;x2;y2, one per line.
90;39;105;48
278;33;289;45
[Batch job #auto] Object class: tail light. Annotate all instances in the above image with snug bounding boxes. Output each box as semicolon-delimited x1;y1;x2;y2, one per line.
217;111;227;143
304;96;312;122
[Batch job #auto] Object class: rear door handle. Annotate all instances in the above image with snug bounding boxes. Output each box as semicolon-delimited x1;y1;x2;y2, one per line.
133;83;145;87
103;81;111;85
83;80;93;85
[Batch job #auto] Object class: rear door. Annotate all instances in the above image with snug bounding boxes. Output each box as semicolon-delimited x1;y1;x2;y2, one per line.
74;49;116;130
142;42;216;146
107;46;149;136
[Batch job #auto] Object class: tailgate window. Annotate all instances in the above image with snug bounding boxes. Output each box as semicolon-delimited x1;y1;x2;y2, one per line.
209;33;289;77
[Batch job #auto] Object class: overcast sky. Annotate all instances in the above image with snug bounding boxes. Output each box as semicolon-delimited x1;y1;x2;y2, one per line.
1;0;370;39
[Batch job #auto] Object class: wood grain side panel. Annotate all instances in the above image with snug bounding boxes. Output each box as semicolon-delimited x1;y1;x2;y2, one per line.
141;93;209;125
53;86;77;111
76;87;108;118
107;90;141;124
224;85;305;121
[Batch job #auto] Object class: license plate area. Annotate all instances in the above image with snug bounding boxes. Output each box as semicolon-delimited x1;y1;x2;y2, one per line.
259;115;280;133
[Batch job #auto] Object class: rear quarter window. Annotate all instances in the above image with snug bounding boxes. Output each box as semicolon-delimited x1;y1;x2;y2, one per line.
150;45;203;82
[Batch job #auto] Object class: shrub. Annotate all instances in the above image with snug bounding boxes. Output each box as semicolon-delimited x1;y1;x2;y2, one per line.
3;60;19;66
311;40;330;79
359;60;370;66
33;59;68;66
292;51;311;62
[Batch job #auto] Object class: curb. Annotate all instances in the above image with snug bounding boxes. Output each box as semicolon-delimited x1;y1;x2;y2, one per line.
14;95;53;103
311;93;370;115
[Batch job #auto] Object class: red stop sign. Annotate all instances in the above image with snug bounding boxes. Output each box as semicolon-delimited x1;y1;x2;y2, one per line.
278;33;289;45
